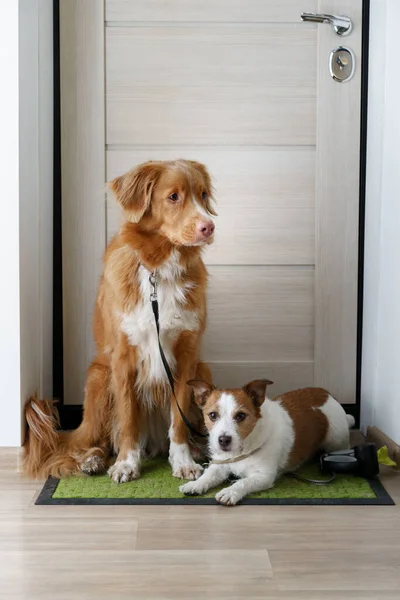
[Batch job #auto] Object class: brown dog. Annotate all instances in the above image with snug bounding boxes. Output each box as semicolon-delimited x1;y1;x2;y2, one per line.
24;160;216;482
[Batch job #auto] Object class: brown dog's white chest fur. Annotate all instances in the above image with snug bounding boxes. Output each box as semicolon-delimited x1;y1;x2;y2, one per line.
119;251;200;400
181;380;354;505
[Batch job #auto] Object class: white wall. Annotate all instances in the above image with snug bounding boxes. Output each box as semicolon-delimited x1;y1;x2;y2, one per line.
361;0;400;444
0;0;53;446
0;3;21;446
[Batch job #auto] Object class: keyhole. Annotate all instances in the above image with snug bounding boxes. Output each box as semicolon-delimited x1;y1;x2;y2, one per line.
336;53;349;70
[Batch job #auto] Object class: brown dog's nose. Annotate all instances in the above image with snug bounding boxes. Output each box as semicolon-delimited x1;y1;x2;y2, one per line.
197;221;215;238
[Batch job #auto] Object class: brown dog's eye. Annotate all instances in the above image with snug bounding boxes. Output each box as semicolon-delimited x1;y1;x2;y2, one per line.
169;193;179;202
208;412;218;422
201;191;208;200
235;412;247;423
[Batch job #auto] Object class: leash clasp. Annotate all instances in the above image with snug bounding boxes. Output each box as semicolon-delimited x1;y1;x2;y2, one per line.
149;271;158;302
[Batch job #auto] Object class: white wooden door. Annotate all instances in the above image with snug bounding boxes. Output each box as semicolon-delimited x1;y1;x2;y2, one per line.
60;0;362;405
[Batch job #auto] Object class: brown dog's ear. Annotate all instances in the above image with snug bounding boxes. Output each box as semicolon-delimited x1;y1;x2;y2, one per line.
189;160;217;217
186;379;215;407
243;379;273;407
108;161;164;220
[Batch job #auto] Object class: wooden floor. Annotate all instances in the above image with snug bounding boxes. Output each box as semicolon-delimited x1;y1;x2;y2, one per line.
1;447;400;600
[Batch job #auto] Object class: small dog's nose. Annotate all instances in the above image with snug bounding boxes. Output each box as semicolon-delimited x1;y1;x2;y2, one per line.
197;221;215;238
218;434;232;450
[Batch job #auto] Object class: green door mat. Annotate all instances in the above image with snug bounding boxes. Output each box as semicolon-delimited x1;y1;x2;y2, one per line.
36;458;394;505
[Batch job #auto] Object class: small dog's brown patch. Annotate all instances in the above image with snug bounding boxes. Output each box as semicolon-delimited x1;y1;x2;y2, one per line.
274;387;330;469
228;389;261;440
199;391;224;432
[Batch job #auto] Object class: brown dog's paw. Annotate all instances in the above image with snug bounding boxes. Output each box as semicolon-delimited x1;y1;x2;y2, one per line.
108;460;140;483
170;442;204;480
172;462;203;481
80;455;106;476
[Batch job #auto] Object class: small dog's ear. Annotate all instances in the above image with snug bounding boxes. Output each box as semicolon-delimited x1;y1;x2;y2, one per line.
187;379;215;407
243;379;273;407
108;161;164;220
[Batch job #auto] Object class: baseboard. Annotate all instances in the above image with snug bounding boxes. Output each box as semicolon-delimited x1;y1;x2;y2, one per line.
366;426;400;469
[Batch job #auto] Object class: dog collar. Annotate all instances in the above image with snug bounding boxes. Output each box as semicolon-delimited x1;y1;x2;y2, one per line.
209;443;265;466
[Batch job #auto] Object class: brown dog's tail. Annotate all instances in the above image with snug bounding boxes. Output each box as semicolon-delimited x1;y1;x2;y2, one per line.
23;396;80;478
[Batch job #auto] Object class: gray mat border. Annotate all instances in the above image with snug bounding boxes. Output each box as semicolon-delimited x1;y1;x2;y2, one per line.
35;476;395;506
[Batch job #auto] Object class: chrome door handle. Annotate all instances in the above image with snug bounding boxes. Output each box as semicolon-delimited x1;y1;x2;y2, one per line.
301;12;352;36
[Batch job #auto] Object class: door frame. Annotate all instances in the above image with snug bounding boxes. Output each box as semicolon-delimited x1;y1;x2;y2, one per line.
54;0;371;430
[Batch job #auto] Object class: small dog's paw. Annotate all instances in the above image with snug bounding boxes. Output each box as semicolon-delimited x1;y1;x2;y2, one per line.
179;481;204;496
172;461;203;481
215;486;241;506
108;460;140;484
80;455;106;476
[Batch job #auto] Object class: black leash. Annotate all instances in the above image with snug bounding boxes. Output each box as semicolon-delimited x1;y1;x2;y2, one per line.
149;272;208;439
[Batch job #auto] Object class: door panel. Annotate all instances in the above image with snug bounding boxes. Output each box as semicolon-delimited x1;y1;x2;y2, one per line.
107;98;315;146
60;0;363;404
106;26;316;89
106;0;318;23
209;362;314;397
107;149;316;265
204;267;314;362
106;25;316;146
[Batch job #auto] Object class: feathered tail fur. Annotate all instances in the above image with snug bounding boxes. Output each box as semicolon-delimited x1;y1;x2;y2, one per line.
23;397;87;478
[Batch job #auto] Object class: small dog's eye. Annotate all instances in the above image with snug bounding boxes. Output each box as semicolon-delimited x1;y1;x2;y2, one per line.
169;193;179;202
235;412;247;423
201;191;208;200
208;412;218;422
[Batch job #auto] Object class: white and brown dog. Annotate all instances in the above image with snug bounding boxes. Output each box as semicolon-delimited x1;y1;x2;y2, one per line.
181;379;355;506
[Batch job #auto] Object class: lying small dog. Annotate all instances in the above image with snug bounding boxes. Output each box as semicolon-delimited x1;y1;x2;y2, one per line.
180;379;355;506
